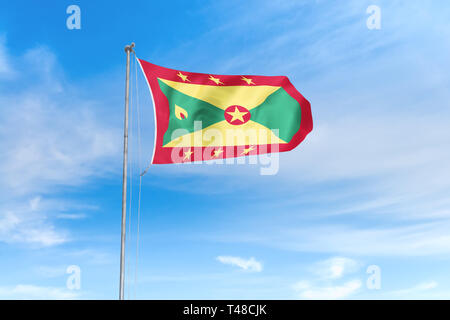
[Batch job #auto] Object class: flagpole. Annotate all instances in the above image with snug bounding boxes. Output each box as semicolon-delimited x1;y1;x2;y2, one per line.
120;42;135;300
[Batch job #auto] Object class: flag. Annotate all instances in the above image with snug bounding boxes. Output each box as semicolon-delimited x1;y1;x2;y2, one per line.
138;58;313;164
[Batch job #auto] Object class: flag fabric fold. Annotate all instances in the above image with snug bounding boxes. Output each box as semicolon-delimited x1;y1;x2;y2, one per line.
137;58;313;164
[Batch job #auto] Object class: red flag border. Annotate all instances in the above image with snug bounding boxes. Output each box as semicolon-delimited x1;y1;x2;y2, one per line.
137;58;313;164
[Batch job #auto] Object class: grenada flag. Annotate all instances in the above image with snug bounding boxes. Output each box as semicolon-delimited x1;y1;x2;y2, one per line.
138;58;313;164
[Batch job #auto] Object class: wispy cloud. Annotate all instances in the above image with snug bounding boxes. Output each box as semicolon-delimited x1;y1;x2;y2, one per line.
216;256;263;272
0;40;121;196
65;249;114;266
293;279;361;300
0;35;14;77
0;200;68;246
0;38;121;247
210;219;450;257
0;284;80;299
372;281;448;299
34;265;68;278
312;257;360;280
293;256;362;299
55;213;87;220
389;281;438;297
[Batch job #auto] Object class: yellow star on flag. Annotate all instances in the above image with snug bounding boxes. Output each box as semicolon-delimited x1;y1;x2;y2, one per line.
241;76;255;85
227;107;248;123
208;75;223;85
241;146;255;155
177;72;190;82
212;148;223;158
183;149;193;160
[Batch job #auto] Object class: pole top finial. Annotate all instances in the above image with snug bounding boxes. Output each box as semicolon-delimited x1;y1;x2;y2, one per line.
125;42;135;53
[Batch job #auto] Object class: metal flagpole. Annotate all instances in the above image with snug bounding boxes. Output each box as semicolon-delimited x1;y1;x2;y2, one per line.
120;42;135;300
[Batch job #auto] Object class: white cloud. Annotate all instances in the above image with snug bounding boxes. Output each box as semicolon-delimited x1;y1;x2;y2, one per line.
34;265;67;278
0;92;120;195
313;257;360;280
56;213;87;220
29;196;41;211
416;281;439;290
293;256;361;299
0;194;84;246
216;256;263;272
212;219;450;257
365;280;450;299
274;220;450;257
388;281;438;298
293;279;361;300
0;35;13;77
0;284;80;299
65;249;113;265
0;37;121;247
0;208;67;246
0;211;21;234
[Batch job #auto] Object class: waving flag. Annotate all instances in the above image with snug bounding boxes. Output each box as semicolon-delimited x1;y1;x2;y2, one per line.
138;59;313;164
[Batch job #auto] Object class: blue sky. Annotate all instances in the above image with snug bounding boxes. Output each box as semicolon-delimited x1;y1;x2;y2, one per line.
1;0;450;299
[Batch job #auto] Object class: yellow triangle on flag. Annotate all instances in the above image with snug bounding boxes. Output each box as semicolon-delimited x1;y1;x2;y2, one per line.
159;78;280;110
163;120;287;147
